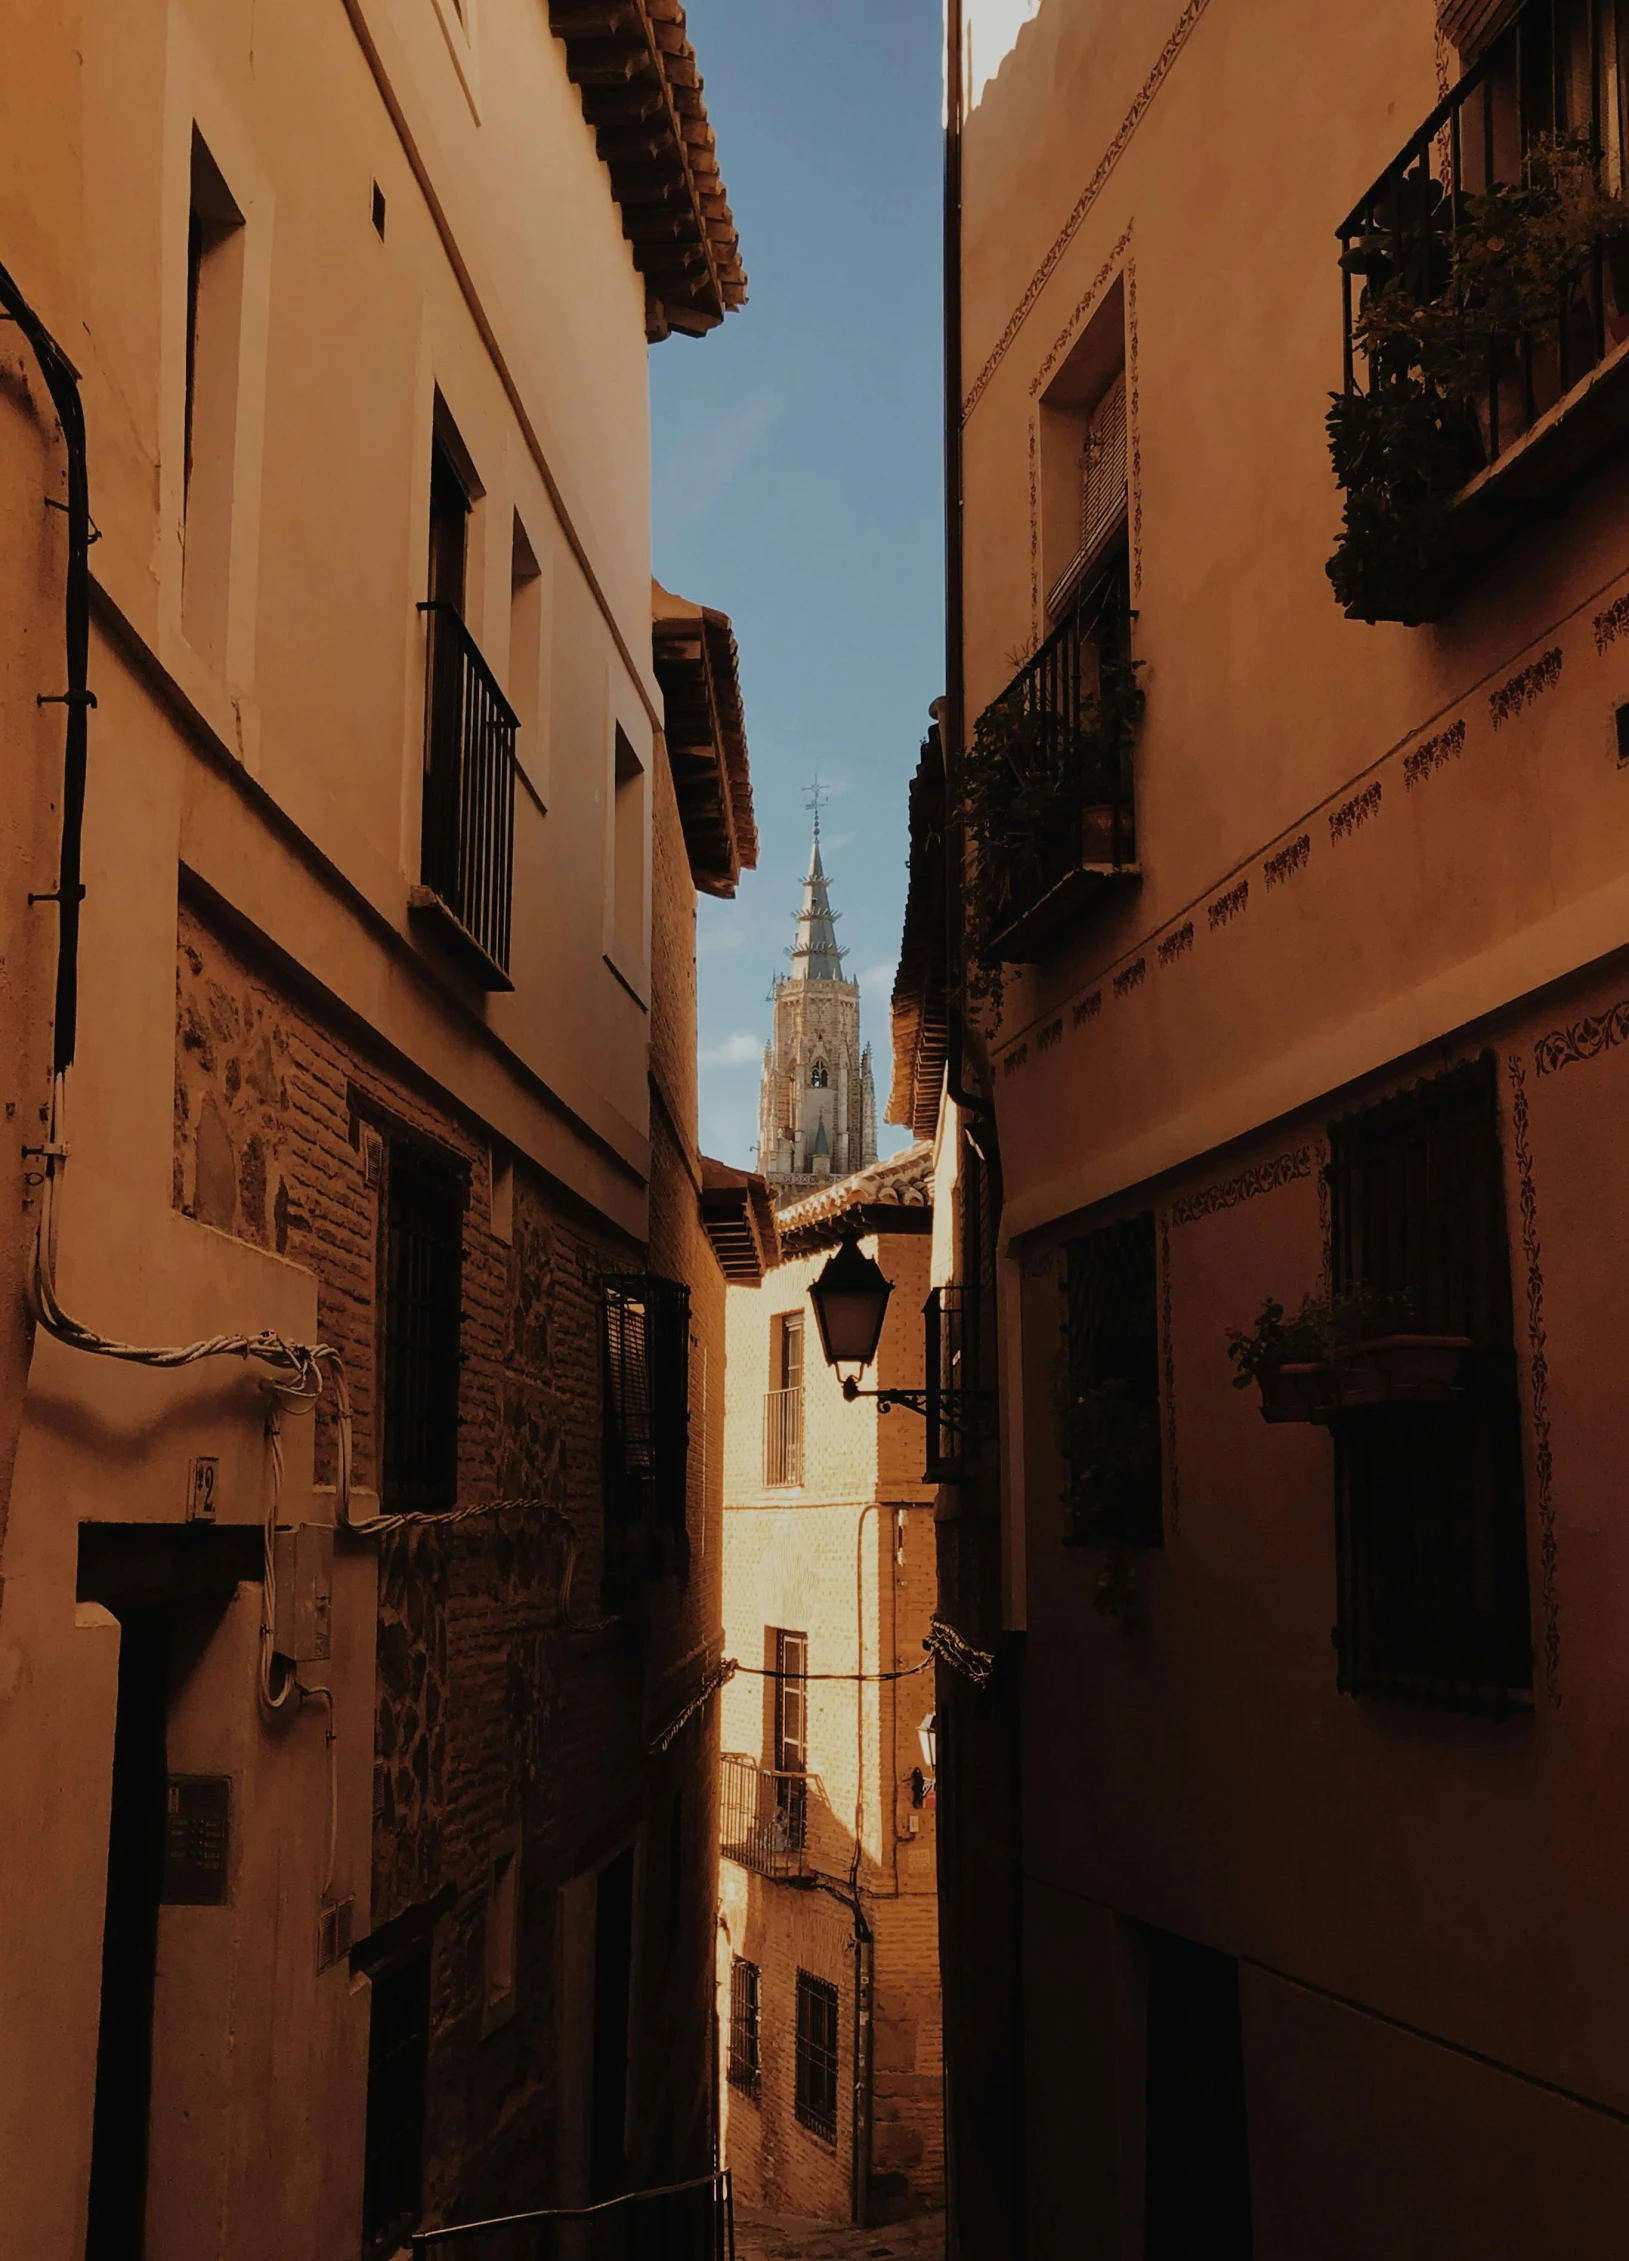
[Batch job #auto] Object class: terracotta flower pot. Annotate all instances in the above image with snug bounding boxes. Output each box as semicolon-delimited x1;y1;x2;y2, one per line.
1255;1363;1336;1424
1329;1335;1472;1410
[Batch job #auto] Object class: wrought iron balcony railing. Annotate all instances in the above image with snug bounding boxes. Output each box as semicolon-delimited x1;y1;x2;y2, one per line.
412;602;519;988
1335;0;1629;612
974;557;1140;965
762;1384;804;1487
720;1754;807;1880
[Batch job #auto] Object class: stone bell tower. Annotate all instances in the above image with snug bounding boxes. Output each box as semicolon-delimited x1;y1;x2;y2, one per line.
756;819;877;1205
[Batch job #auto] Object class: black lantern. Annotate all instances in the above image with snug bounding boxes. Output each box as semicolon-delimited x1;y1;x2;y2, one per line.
808;1235;894;1375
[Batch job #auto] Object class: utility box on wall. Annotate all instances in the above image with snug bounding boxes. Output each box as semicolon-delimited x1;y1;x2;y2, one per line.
272;1523;334;1662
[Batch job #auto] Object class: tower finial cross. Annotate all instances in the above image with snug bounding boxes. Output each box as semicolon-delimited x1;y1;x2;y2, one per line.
804;775;827;837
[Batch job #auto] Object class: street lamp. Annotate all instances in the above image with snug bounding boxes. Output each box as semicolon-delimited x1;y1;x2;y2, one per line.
807;1234;894;1377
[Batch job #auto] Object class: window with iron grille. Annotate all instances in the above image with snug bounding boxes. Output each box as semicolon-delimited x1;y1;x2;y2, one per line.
382;1143;464;1515
794;1969;839;2141
361;1947;430;2253
1329;1052;1531;1714
601;1275;690;1573
728;1956;761;2099
1062;1212;1162;1546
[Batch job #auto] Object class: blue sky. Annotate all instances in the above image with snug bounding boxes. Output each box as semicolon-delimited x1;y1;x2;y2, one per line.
649;0;944;1169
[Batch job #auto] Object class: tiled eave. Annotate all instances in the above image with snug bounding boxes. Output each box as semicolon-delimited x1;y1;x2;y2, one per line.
548;0;747;339
775;1143;935;1261
653;582;757;898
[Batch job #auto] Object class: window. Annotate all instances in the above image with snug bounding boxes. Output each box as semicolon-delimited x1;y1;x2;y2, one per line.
482;1832;520;2035
810;1060;828;1088
611;724;647;970
427;431;469;615
182;131;245;668
1062;1212;1162;1547
794;1970;839;2142
509;514;545;796
770;1627;808;1852
361;1948;430;2252
1329;1052;1531;1714
728;1957;761;2098
601;1275;691;1577
1143;1929;1253;2261
764;1312;804;1487
1038;274;1127;621
417;417;519;984
381;1142;464;1515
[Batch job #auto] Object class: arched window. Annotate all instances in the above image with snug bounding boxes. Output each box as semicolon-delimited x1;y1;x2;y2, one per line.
810;1061;828;1088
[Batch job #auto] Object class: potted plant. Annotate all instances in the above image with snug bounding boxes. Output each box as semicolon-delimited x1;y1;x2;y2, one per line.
1225;1296;1337;1424
1227;1291;1472;1422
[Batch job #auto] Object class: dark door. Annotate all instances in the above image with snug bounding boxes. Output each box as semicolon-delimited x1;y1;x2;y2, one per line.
1144;1929;1253;2260
591;1846;636;2200
84;1613;171;2261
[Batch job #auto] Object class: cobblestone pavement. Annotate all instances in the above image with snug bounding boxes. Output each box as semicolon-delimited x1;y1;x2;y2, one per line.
733;2206;944;2261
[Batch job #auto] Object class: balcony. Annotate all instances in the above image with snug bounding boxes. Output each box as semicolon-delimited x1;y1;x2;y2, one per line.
762;1384;804;1487
411;602;519;988
966;560;1140;966
1332;0;1629;622
720;1754;807;1880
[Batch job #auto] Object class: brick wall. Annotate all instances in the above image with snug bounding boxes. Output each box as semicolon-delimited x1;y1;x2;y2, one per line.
172;873;726;2224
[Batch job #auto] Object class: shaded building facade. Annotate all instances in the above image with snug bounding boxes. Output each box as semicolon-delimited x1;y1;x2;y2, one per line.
897;0;1629;2254
0;2;765;2255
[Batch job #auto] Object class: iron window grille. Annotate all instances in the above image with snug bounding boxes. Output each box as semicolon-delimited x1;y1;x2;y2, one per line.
381;1143;464;1516
1338;0;1629;483
600;1275;690;1583
361;1947;430;2255
1062;1211;1163;1547
794;1970;840;2142
719;1755;810;1880
728;1956;762;2098
417;600;520;984
1328;1052;1532;1715
763;1385;804;1487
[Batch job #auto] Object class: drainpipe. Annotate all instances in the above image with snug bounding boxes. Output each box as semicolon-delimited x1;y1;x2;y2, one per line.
0;259;93;1083
852;1921;875;2227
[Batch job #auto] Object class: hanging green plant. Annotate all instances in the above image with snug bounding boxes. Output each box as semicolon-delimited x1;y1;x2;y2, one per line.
955;637;1144;1013
1328;132;1629;623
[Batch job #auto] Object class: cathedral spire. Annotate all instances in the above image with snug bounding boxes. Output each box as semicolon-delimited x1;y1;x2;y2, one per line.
757;817;875;1202
788;823;847;981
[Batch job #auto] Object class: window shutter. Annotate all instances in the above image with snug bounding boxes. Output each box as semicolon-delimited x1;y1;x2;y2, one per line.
1437;0;1522;62
1080;370;1128;553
